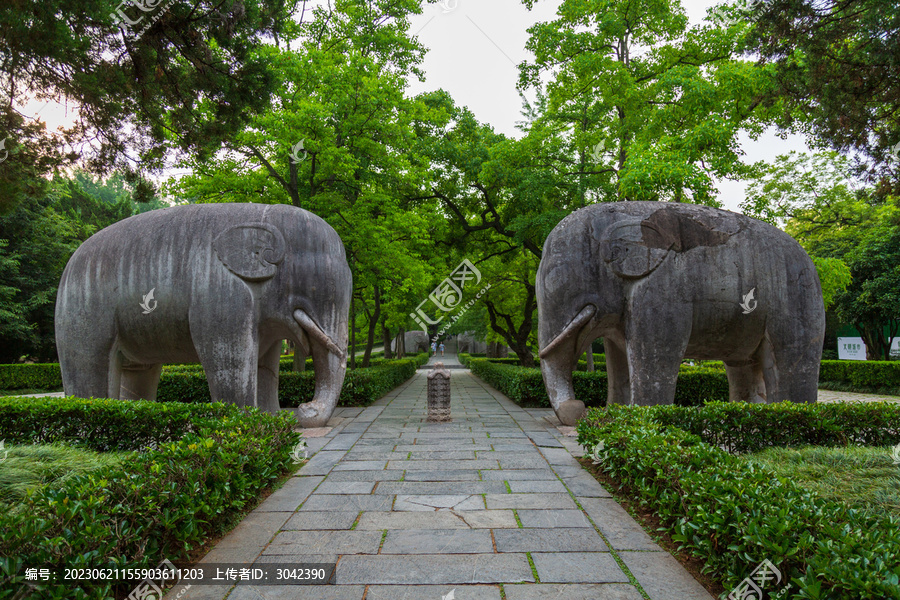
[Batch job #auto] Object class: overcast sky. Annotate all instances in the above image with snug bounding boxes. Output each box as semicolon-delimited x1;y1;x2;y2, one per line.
21;0;810;211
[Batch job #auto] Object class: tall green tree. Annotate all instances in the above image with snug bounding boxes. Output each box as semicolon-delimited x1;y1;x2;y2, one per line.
750;0;900;189
1;0;298;211
518;0;778;204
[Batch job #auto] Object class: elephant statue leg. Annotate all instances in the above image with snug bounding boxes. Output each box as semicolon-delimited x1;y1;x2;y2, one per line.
725;360;766;403
196;323;260;408
760;327;821;405
58;318;118;399
603;334;631;406
625;294;691;406
256;340;282;413
119;362;163;401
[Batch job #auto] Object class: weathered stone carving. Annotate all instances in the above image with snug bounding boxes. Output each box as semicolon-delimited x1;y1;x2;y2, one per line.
427;363;452;422
536;202;825;426
55;203;352;428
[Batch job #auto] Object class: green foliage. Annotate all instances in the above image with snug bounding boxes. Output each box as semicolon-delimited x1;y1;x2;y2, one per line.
465;358;729;408
812;256;853;310
818;360;900;389
576;403;900;598
0;396;300;599
750;0;900;181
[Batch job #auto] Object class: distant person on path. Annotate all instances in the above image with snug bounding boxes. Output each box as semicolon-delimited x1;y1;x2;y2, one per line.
439;342;445;356
431;342;437;355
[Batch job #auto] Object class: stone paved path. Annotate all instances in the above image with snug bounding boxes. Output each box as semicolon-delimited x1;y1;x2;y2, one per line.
169;364;713;600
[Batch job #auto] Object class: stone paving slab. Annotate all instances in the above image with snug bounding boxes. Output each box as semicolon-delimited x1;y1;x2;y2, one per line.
337;554;535;584
504;584;645;600
365;585;501;600
175;362;716;600
620;551;715;600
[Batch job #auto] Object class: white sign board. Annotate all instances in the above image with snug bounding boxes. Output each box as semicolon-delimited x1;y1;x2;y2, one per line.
837;337;866;360
891;337;900;359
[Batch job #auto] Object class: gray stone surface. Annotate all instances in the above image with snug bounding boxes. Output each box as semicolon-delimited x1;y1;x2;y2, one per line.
255;476;323;512
228;586;365;600
55;203;352;428
282;511;359;530
532;552;630;583
579;498;661;551
264;530;381;554
517;509;593;528
366;586;501;600
337;554;535;584
619;551;716;600
504;584;644;600
536;201;826;424
381;529;494;554
183;367;705;600
494;528;608;553
485;493;578;510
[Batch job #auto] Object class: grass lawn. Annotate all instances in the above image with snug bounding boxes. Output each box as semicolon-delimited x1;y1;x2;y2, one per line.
744;445;900;518
0;443;130;509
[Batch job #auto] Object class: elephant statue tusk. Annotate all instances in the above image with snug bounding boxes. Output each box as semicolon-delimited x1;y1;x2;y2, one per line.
539;304;597;360
293;309;345;360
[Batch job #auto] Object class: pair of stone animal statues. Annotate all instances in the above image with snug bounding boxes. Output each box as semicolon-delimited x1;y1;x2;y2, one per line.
56;202;824;427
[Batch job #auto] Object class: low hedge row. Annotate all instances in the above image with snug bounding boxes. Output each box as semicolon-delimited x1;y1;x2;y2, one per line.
576;403;900;599
0;396;300;599
0;354;427;408
465;358;729;408
156;353;428;407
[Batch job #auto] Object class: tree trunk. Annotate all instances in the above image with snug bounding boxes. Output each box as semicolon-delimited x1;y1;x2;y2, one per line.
585;350;595;372
396;327;405;359
350;291;357;369
362;286;381;368
383;320;393;359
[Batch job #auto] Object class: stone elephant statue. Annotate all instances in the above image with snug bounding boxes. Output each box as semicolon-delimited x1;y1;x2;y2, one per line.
55;203;352;428
536;202;825;425
392;330;430;354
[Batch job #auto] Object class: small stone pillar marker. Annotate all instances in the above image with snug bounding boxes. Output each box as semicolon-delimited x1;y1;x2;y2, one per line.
427;362;451;422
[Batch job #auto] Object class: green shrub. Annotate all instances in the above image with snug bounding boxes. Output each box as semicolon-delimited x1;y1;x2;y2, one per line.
576;403;900;599
819;359;900;388
467;359;728;408
154;352;427;407
0;396;300;599
0;364;62;391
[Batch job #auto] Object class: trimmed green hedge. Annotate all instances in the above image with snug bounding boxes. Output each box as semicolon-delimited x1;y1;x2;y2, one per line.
155;353;428;407
466;358;729;408
576;403;900;599
0;354;427;410
0;396;300;599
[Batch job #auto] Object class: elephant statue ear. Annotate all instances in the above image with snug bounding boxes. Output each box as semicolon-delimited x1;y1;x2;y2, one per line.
602;220;671;279
214;223;286;282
